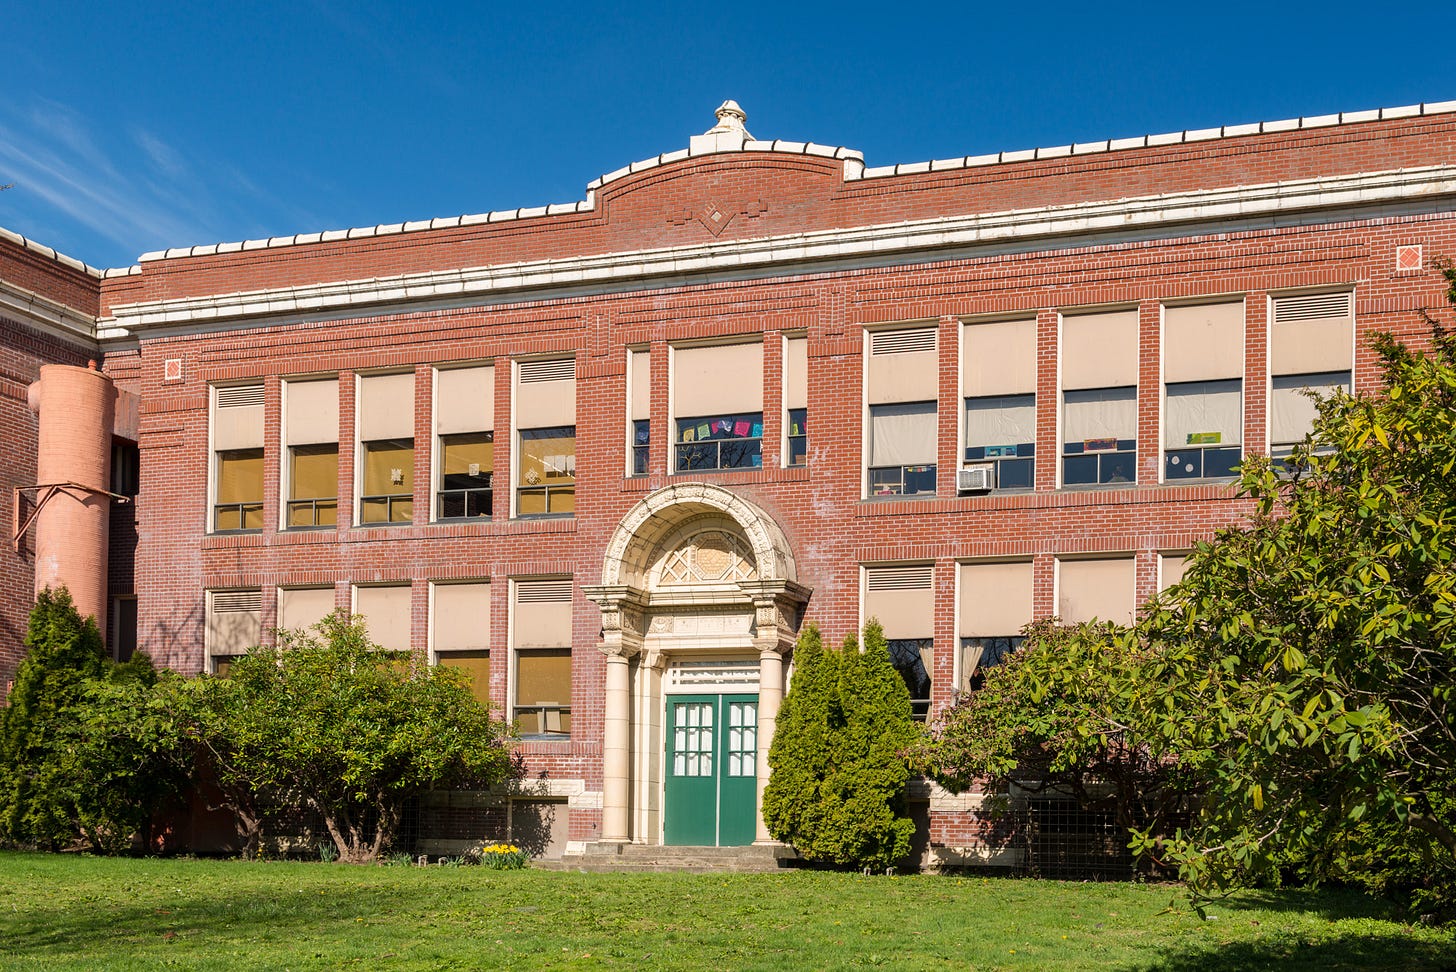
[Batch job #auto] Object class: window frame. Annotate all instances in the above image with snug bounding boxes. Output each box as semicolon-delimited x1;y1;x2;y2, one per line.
515;425;577;517
673;412;765;472
1161;378;1243;482
1060;386;1137;488
962;392;1036;491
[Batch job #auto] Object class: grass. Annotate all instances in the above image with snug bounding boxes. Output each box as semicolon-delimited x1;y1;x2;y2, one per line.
2;853;1454;970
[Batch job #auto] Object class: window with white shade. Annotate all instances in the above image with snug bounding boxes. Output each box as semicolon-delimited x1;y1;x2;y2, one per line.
211;384;264;533
863;565;934;720
515;358;576;516
1056;558;1136;626
283;378;338;528
962;319;1036;490
1163;302;1244;481
357;373;415;525
1269;292;1354;459
866;326;939;497
784;335;808;467
672;341;764;472
432;581;492;703
958;561;1033;692
206;589;262;675
627;349;651;476
1061;310;1138;486
435;365;494;520
352;584;412;653
277;587;336;636
1159;554;1189;592
512;579;573;737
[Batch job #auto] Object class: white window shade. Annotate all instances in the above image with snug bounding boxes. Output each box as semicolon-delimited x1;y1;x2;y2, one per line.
516;359;577;428
629;350;651;421
673;342;763;415
1061;310;1139;390
278;587;336;634
1163;302;1244;383
868;328;938;405
966;395;1036;448
285;379;339;446
864;566;933;641
958;562;1033;637
1164;380;1242;448
207;590;262;655
213;385;264;451
359;373;415;441
784;336;808;411
1057;558;1135;625
513;580;573;648
354;585;412;652
1159;555;1188;591
433;582;491;652
435;366;494;435
963;319;1036;397
1271;293;1354;375
1063;387;1136;443
870;402;937;466
1270;372;1350;445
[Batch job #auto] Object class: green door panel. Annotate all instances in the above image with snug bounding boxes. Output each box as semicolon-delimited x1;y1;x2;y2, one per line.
664;692;759;846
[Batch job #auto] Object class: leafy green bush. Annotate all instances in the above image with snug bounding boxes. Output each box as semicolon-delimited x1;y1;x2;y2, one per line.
178;612;515;863
763;621;916;870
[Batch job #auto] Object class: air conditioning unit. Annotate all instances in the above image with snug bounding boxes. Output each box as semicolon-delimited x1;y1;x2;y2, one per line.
957;464;995;493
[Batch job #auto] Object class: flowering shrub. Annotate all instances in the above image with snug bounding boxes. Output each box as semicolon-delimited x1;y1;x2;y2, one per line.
475;843;529;870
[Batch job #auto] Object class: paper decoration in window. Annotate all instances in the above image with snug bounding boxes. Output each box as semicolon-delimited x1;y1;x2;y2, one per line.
1186;432;1221;445
1084;438;1117;452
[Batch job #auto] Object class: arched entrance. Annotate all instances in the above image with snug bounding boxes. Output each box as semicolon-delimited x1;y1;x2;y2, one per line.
584;484;809;846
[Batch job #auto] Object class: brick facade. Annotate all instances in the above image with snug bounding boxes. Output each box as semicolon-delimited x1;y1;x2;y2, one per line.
5;102;1456;862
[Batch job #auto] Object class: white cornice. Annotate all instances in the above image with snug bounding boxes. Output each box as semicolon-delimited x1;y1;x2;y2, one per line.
102;164;1456;338
0;278;101;347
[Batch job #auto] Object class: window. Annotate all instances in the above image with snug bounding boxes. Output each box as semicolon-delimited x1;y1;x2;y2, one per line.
110;441;139;497
784;335;808;467
628;349;651;475
277;587;335;635
1062;310;1139;487
1159;554;1188;592
357;373;415;525
1056;558;1135;626
206;589;261;675
284;378;339;528
867;327;939;496
1163;302;1244;481
515;359;576;516
110;596;137;663
435;365;494;520
864;565;934;720
211;383;264;532
958;561;1033;692
1269;292;1354;459
672;341;763;472
352;584;412;653
512;579;573;737
962;319;1036;489
432;581;492;704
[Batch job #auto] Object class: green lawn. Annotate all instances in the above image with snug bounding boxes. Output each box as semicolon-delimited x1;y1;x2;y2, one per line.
1;853;1453;970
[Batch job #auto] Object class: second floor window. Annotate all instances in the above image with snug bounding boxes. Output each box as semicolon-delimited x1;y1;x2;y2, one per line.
964;394;1035;489
1062;387;1136;486
211;383;264;533
360;439;413;524
675;413;763;471
518;427;575;515
438;431;493;519
284;377;339;529
868;401;937;496
786;408;807;467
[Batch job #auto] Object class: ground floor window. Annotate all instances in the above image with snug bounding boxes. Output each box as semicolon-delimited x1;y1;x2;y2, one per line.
887;638;932;721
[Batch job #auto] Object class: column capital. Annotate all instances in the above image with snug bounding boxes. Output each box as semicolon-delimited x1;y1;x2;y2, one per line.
582;584;650;659
739;579;812;655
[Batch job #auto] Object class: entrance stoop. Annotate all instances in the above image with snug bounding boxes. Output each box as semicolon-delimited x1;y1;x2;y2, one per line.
553;842;798;874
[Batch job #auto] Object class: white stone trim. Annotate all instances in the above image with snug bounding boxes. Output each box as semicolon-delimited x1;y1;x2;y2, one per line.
0;225;106;277
122;99;1456;267
0;278;100;345
104;164;1456;338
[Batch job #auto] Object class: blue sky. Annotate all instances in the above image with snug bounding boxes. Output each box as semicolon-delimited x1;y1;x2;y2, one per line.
1;2;1452;269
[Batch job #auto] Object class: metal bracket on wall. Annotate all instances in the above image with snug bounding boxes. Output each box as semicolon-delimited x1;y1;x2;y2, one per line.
11;482;131;552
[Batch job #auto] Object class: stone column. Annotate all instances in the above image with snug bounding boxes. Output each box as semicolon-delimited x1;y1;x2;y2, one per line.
582;585;647;844
741;581;809;845
753;641;785;844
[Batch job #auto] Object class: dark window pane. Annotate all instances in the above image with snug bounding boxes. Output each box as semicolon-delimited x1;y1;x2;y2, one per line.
1099;451;1137;485
997;457;1034;489
1063;454;1098;484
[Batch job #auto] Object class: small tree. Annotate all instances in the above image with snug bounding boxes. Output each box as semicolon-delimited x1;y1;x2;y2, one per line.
0;588;106;848
183;612;515;863
764;621;916;870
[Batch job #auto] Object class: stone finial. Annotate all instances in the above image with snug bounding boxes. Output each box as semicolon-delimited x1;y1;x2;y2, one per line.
690;100;753;155
705;100;752;139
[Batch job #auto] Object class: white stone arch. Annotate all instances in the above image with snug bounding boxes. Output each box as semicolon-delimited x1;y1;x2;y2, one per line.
599;483;796;589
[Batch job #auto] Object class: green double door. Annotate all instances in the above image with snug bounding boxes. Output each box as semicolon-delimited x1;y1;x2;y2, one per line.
664;693;759;846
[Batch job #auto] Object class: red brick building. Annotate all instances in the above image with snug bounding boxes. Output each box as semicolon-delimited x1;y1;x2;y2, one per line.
4;100;1455;865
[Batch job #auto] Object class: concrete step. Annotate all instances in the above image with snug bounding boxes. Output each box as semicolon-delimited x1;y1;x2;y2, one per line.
557;842;798;874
